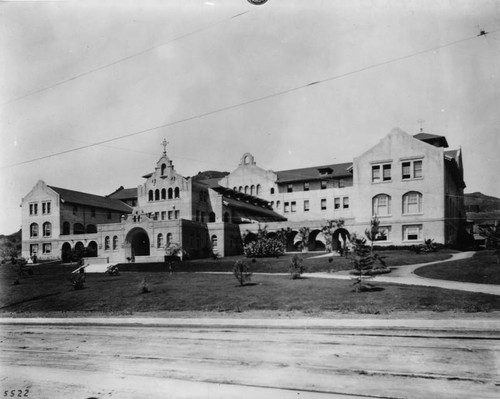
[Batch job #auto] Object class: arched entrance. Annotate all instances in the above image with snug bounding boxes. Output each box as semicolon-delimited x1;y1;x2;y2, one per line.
125;228;150;258
61;242;71;263
332;228;350;253
309;230;326;251
87;241;98;257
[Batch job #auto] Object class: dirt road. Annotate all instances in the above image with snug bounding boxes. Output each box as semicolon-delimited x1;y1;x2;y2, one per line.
1;318;499;398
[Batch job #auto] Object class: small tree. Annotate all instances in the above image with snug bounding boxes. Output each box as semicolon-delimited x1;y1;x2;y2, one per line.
321;219;346;254
289;254;306;279
351;218;389;292
233;260;252;286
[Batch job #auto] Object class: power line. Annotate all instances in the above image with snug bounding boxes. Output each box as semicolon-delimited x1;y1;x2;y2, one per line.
2;28;499;170
1;10;250;106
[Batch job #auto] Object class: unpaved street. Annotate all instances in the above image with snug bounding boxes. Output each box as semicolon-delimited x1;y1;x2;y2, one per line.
1;318;499;398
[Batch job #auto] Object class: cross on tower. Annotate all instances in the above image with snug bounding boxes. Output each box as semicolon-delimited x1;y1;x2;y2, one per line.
161;139;169;155
417;119;425;133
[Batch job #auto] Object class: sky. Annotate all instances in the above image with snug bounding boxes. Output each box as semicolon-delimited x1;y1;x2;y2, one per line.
1;0;499;235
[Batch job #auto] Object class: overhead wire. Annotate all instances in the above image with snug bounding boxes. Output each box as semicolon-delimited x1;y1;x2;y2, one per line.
2;27;499;170
1;10;250;106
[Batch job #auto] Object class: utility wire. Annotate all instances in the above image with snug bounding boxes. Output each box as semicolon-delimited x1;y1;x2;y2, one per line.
2;28;499;170
1;10;250;106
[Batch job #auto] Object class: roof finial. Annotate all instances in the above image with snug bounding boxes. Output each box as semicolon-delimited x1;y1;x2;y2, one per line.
417;119;425;133
161;138;169;155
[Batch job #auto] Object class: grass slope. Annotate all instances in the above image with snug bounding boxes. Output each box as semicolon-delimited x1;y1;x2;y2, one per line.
415;251;500;285
1;250;498;315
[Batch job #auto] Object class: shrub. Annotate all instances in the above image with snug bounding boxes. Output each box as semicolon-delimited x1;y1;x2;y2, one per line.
289;254;306;279
233;260;252;286
139;278;150;293
71;272;85;290
244;237;285;258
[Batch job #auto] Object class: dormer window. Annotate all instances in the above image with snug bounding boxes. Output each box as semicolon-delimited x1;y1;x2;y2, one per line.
318;167;333;175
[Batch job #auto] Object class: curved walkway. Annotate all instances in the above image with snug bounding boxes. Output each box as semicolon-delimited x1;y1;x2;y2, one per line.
303;251;500;296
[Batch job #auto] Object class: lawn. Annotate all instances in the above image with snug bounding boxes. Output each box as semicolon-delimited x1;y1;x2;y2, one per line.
116;250;455;273
415;250;500;285
1;250;498;315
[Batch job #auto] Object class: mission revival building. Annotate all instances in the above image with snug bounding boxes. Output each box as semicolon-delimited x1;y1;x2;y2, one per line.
20;128;466;262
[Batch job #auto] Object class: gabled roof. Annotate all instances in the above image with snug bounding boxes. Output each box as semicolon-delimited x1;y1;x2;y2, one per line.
444;149;459;161
49;186;133;213
413;132;449;148
107;187;138;200
276;162;353;183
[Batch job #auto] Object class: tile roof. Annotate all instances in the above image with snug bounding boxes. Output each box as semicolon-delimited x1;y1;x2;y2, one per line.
49;186;133;213
222;196;287;222
107;187;138;200
444;149;459;161
413;132;449;148
276;162;353;183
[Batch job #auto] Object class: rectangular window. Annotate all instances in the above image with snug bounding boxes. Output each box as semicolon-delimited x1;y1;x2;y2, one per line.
29;203;38;216
291;201;296;212
196;210;200;221
43;243;52;254
42;202;46;215
373;163;391;182
91;208;96;217
304;200;310;212
372;165;381;183
303;182;309;191
320;180;327;190
383;164;391;181
168;211;173;220
402;159;423;180
155;212;159;220
334;197;340;209
339;179;345;188
107;210;112;220
73;206;78;215
174;210;180;219
284;202;290;213
287;184;293;193
343;197;349;209
375;226;391;241
414;160;423;178
321;199;327;210
403;225;422;241
30;244;38;255
161;211;166;220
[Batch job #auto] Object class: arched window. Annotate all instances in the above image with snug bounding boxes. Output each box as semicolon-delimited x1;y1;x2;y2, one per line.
233;186;237;191
276;200;280;208
62;222;70;235
113;236;118;250
244;185;249;194
271;201;274;207
86;224;97;234
157;233;164;248
250;185;255;195
166;233;172;245
30;223;38;238
148;190;153;201
223;212;230;223
104;236;110;250
402;191;423;214
211;235;218;248
168;188;173;199
42;222;51;237
161;188;166;200
239;186;243;192
74;223;85;235
155;189;160;201
256;184;261;195
161;163;166;175
372;194;392;216
270;187;275;195
209;212;216;222
174;187;180;198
